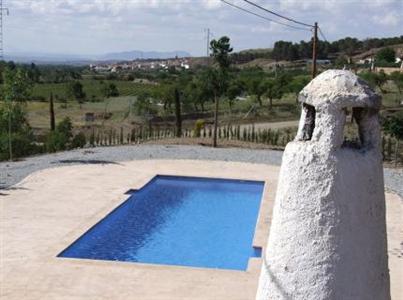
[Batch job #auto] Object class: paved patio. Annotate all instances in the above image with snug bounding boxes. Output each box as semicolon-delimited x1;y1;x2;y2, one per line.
1;160;401;299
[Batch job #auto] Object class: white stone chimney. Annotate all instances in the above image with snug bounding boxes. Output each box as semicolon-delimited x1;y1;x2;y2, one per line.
256;70;390;300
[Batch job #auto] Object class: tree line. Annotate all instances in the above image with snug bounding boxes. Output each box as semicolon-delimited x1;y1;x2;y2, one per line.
232;35;403;63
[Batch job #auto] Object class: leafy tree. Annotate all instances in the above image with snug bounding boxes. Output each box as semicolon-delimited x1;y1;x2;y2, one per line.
56;117;73;139
383;115;403;140
247;78;266;107
154;84;174;112
337;37;361;57
188;69;215;112
1;67;33;160
359;71;388;93
210;36;233;147
383;114;403;165
390;71;403;94
226;81;242;111
133;91;156;116
46;117;73;152
66;81;86;108
265;78;284;109
335;55;349;67
183;80;201;112
71;132;87;148
287;75;310;103
46;131;66;152
376;47;396;63
27;63;41;83
2;67;32;103
38;66;83;84
272;41;300;61
100;82;120;117
211;36;233;70
0;105;34;160
101;82;119;98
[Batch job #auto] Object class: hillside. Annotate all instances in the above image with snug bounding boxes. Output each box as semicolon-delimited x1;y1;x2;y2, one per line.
231;36;403;66
353;43;403;60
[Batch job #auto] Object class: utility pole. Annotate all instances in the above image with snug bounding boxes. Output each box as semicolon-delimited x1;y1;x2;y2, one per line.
205;28;210;65
312;22;318;78
0;0;9;61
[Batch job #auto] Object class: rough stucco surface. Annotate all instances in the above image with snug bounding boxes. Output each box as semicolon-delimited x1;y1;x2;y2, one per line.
299;69;381;110
256;70;390;300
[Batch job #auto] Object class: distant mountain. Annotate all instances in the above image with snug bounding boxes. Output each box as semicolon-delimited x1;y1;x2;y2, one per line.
5;50;192;64
100;50;191;60
5;52;92;64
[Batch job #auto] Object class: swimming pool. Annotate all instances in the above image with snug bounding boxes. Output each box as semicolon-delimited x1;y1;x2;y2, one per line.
59;175;264;270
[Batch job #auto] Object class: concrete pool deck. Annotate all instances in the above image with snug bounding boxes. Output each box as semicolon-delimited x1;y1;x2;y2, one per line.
1;160;402;299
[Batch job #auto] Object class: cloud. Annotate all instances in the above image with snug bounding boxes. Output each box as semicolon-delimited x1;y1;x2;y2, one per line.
5;0;403;56
202;0;222;9
372;12;399;26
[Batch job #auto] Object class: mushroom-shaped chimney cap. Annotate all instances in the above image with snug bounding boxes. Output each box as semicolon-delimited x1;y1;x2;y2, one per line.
298;70;381;110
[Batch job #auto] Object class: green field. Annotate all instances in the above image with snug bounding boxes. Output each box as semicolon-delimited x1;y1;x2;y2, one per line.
32;80;156;100
12;78;402;133
25;96;137;129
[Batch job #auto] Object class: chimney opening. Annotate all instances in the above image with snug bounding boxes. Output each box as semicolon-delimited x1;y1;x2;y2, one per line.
300;103;316;141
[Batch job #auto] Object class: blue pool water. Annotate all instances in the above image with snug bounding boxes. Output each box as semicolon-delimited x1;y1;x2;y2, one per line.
59;175;264;270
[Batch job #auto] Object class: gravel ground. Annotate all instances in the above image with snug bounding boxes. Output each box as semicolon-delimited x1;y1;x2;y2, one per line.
0;144;401;198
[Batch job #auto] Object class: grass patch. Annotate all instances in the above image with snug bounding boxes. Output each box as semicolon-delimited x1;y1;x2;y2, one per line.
32;80;157;100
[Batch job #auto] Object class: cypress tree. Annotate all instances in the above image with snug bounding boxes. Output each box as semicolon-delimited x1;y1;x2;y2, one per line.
49;92;56;131
174;88;182;138
120;127;124;144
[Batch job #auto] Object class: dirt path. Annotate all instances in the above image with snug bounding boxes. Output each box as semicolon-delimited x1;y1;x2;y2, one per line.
239;120;299;130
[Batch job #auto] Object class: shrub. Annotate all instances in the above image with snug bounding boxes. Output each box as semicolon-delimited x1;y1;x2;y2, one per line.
383;114;403;140
45;117;73;152
376;47;395;63
71;132;87;149
56;117;73;139
0;104;35;161
46;131;69;152
0;132;35;160
194;119;205;137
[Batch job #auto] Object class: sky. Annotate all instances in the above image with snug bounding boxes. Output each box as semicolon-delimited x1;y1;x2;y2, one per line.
4;0;403;57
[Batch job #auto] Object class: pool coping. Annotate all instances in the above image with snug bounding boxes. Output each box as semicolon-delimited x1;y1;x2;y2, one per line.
52;171;275;273
2;159;280;299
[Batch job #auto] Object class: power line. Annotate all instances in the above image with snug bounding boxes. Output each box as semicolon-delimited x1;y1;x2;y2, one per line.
242;0;313;28
318;26;328;42
220;0;310;31
221;0;320;78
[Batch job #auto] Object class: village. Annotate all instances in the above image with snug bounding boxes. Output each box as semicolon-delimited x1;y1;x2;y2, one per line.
89;56;192;72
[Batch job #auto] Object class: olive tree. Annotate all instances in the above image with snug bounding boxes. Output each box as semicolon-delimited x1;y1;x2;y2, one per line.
2;67;32;160
383;114;403;166
66;81;86;108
